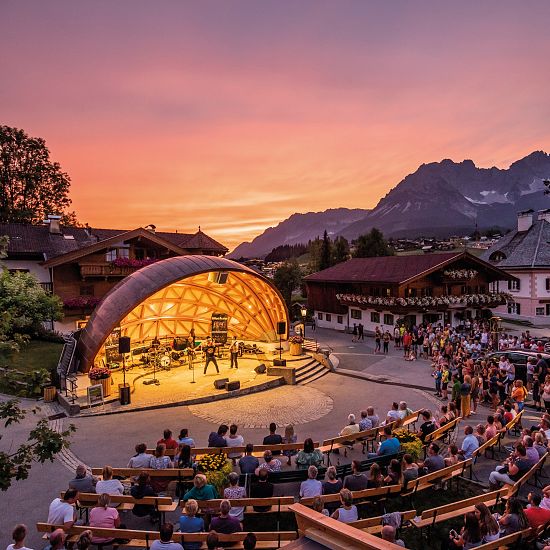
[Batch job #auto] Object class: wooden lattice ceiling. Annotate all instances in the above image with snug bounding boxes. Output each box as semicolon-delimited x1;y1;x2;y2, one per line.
119;271;285;344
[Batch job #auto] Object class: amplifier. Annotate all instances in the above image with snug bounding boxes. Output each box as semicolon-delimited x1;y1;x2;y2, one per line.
273;359;286;366
225;380;241;391
214;378;229;390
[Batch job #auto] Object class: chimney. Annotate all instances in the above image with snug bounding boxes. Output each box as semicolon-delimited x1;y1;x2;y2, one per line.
47;214;62;235
517;209;534;232
538;209;550;224
145;224;156;233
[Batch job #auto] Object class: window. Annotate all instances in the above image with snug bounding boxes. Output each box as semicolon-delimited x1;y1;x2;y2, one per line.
79;285;94;296
350;309;362;320
370;312;380;323
406;288;417;297
421;287;433;297
106;247;130;261
546;304;550;316
507;302;521;315
546;278;550;291
490;281;498;293
317;312;323;320
8;268;30;274
508;279;520;292
536;307;545;316
337;315;343;324
326;314;332;322
383;314;394;326
386;288;391;297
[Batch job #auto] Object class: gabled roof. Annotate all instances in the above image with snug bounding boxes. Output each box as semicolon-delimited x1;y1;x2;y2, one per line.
304;251;514;284
0;223;228;263
42;227;190;267
481;219;550;268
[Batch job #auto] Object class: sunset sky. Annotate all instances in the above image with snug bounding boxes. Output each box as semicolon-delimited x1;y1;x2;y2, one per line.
2;1;549;250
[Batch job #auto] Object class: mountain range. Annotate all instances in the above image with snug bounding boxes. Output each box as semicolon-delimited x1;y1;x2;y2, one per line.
229;151;550;258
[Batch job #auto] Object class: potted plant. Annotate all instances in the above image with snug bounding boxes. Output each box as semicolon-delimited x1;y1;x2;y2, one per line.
88;365;112;397
393;428;423;460
289;335;304;356
196;452;232;496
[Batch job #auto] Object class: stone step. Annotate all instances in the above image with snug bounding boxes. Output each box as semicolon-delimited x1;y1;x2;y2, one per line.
295;361;330;384
298;368;330;385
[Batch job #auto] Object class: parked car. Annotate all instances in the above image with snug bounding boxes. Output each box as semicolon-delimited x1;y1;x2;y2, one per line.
486;349;550;383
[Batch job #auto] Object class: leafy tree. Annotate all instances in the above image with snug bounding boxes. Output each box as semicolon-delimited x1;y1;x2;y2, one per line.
0;399;75;491
273;259;303;308
319;230;332;271
332;236;350;264
353;228;394;258
0;269;63;352
0;125;73;224
308;237;323;273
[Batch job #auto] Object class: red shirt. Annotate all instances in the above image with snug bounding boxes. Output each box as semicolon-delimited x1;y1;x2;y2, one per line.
525;506;550;529
157;437;178;450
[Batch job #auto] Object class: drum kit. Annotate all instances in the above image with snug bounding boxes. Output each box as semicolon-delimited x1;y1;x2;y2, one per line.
135;344;187;371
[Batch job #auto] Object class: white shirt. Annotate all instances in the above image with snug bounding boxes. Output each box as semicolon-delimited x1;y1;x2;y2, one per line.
225;434;245;459
47;498;75;525
128;453;152;469
299;478;322;498
7;545;33;550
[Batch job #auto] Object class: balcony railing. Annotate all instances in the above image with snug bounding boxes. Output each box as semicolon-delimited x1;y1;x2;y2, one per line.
79;263;136;278
39;282;53;294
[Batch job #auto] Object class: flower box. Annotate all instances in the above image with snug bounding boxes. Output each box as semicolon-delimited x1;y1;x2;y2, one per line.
289;342;303;356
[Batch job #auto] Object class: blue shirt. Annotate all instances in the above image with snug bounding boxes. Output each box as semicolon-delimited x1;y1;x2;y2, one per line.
461;434;479;459
378;437;400;456
179;515;204;550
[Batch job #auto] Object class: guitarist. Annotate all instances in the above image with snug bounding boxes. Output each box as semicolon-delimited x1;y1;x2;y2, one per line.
229;336;240;369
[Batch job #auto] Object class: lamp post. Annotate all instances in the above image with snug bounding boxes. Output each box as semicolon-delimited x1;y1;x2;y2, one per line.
301;306;307;339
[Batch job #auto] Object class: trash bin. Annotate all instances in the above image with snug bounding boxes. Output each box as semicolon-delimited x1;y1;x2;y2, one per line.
119;384;131;405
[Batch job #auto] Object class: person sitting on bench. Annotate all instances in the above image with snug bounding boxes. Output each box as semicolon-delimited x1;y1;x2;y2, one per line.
150;522;183;550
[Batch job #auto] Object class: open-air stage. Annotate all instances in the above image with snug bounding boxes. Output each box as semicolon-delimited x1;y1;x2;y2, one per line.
67;350;330;416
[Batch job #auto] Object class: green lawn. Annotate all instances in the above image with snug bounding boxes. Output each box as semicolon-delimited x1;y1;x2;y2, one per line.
0;340;64;396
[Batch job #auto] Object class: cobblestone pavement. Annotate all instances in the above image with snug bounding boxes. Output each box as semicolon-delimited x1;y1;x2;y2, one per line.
188;385;334;428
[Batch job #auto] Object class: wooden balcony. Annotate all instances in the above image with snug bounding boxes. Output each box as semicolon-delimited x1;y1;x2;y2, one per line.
79;263;136;278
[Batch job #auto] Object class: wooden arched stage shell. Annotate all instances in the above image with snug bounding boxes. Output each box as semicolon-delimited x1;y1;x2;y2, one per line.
76;255;289;371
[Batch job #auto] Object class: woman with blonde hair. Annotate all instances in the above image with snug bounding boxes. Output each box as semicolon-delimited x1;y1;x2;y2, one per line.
331;489;358;523
89;493;121;544
179;499;204;550
183;473;218;501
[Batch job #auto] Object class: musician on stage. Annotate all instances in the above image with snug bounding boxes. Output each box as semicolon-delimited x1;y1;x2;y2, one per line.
229;336;239;369
197;336;219;375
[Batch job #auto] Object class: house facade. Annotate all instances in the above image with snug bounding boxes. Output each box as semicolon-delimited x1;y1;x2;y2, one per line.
482;209;550;324
304;251;514;333
1;216;228;332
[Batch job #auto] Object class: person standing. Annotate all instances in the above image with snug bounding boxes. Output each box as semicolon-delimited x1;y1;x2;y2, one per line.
358;323;364;341
352;323;358;342
383;331;391;354
374;327;381;353
229;336;239;369
199;337;219;375
7;524;34;550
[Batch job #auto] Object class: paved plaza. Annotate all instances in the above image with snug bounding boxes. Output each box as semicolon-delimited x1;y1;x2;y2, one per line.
0;324;540;548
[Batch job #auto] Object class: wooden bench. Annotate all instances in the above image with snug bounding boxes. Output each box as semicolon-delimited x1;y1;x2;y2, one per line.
496;410;524;455
36;524;297;549
469;434;501;480
401;458;472;505
300;484;401;508
475;527;532;549
348;509;417;534
193;496;295;518
320;427;379;461
91;467;194;481
69;492;177;525
334;452;404;480
421;417;461;458
410;488;508;536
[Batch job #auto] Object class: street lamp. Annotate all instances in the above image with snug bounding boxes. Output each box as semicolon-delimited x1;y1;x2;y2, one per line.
301;306;307;339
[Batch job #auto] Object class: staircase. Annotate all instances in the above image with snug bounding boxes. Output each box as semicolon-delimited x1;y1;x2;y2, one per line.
302;338;319;353
294;356;331;385
57;334;78;403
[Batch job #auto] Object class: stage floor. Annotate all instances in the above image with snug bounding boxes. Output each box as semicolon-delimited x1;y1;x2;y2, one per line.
71;352;311;415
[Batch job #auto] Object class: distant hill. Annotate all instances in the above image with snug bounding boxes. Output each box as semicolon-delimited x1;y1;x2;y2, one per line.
229;208;368;259
230;151;550;257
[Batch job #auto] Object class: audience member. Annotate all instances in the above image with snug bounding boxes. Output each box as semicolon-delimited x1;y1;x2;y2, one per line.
210;499;242;535
524;492;550;529
89;493;121;545
179;499;204;550
208;425;229;448
299;466;322;498
262;422;283;453
175;444;194;469
402;454;419;484
183;474;218;501
384;459;403;486
339;413;360;437
295;438;323;469
157;429;179;450
343;460;368;491
322;466;343;496
358;410;372;431
130;472;158;520
95;465;124;495
499;497;529;536
150;523;183;550
47;488;77;531
488;443;531;489
417;410;436;443
282;424;298;466
475;502;500;543
238;444;259;474
224;472;246;521
243;533;257;550
128;443;152;469
257;450;282;473
419;443;445;474
7;524;33;550
250;469;274;512
459;425;479;459
44;529;66;550
366;463;383;488
177;428;196;447
225;424;244;462
68;464;96;493
331;489;358;523
366;406;380;428
448;511;481;549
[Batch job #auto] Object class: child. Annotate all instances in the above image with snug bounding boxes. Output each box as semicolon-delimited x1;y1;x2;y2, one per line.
434;365;442;397
441;365;450;401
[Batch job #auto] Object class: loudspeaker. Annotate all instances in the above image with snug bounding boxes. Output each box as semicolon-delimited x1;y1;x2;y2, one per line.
273;359;286;366
225;380;240;391
214;378;229;390
277;321;286;335
254;364;266;374
118;336;131;354
119;384;131;405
